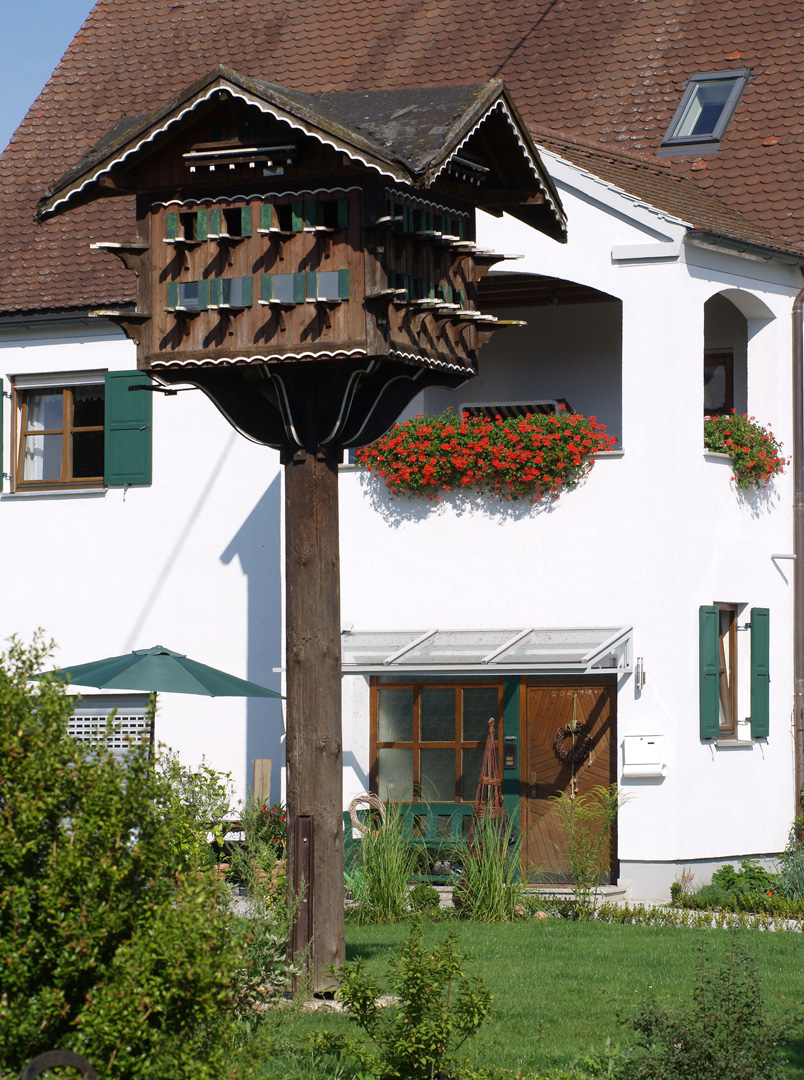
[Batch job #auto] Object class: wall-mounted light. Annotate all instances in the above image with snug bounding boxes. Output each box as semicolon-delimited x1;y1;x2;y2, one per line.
635;656;646;690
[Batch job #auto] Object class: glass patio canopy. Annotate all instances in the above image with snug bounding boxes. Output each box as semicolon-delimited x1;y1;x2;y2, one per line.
340;627;632;674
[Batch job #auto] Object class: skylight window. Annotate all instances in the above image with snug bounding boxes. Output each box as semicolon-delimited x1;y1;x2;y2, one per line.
659;69;749;155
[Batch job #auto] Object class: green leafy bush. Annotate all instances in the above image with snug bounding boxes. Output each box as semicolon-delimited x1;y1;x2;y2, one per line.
408;881;442;915
0;635;249;1080
156;748;233;870
671;860;792;915
624;941;788;1080
330;919;492;1080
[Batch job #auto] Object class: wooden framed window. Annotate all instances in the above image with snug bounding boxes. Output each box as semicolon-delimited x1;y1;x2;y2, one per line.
16;383;105;488
13;372;152;491
370;679;503;803
701;603;771;740
704;349;733;415
717;604;737;736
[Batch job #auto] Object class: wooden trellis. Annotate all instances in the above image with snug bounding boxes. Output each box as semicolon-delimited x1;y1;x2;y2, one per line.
470;718;506;836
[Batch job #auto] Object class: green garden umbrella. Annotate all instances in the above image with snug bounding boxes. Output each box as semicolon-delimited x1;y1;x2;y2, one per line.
37;645;282;697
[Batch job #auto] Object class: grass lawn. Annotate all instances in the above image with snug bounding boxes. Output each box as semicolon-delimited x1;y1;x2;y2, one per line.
238;919;804;1079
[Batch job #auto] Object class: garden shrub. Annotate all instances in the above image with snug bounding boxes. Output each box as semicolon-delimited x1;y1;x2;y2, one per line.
669;859;797;916
329;919;492;1080
228;793;296;1002
408;881;442;915
156;747;233;870
0;635;251;1080
623;940;788;1080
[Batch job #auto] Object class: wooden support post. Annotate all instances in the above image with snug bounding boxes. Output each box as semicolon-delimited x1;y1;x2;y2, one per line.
252;758;272;806
284;449;345;991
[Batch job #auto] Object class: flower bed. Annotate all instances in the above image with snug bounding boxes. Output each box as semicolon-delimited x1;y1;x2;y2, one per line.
703;412;786;489
355;409;617;500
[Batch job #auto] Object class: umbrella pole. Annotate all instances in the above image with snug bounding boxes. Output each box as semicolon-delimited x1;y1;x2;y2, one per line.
284;448;345;992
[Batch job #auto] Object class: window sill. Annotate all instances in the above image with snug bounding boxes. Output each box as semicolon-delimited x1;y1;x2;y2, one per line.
704;450;732;462
714;738;754;748
2;486;107;499
340;448;625;470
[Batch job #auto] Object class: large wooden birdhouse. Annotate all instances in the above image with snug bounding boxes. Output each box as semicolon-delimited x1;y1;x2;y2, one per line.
36;67;566;991
37;67;565;457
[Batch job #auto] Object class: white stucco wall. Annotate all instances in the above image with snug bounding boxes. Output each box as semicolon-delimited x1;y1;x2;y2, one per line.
0;317;286;804
338;157;801;897
1;152;800;899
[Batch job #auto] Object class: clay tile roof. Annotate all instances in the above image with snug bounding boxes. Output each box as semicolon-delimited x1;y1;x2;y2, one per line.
2;0;804;315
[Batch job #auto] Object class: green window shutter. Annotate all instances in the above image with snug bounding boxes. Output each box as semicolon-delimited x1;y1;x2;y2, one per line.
750;607;770;738
104;371;152;487
166;281;178;309
259;202;273;231
304;200;316;230
209;278;223;307
261;273;273;301
457;218;465;240
293;272;305;304
306;271;317;299
195;209;208;241
699;606;720;738
166;211;178;240
209;207;221;236
291;200;304;232
241;205;253;238
197;279;208;312
338;268;350;300
240;276;253;308
337;197;348;229
403;205;412;233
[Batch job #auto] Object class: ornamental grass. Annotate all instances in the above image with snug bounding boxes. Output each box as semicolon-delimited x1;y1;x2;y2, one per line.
703;412;786;489
355;409;617;501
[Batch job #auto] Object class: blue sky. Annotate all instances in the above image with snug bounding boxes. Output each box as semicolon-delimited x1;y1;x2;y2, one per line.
0;0;96;152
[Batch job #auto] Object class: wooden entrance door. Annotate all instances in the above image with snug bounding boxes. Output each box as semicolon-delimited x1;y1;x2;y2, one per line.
522;682;616;882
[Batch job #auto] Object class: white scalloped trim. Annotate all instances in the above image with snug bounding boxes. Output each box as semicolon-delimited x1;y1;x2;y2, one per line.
149;347;368;367
431;100;564;230
385;188;470;219
153;185;362;209
45;79;408;217
388;349;474;374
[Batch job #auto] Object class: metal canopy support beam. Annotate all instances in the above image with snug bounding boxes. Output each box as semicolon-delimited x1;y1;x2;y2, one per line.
284;450;344;990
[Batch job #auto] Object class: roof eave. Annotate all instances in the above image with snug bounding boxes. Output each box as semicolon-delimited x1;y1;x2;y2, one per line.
686;229;804;267
422;84;567;241
35;68;410;222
